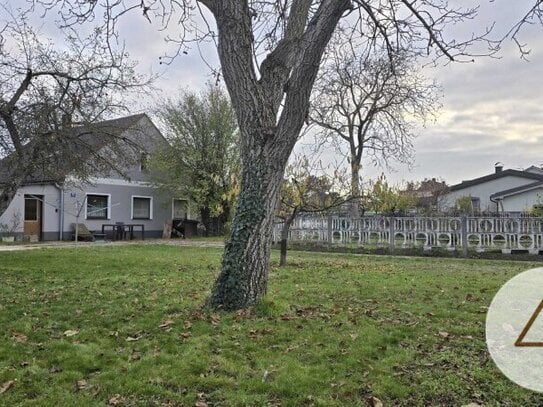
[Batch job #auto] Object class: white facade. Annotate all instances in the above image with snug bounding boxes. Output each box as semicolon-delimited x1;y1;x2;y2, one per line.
440;175;535;212
499;188;543;213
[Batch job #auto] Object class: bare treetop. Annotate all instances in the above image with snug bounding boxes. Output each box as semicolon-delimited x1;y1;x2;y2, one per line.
26;0;500;66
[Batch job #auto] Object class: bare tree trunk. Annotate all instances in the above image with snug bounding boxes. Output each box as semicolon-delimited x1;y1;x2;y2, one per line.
350;161;361;218
199;206;212;236
280;208;298;267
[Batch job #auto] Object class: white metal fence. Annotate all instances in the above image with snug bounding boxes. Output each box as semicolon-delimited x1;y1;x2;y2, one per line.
273;215;543;255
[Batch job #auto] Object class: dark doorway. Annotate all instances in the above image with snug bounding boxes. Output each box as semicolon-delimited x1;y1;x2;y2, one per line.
23;195;43;241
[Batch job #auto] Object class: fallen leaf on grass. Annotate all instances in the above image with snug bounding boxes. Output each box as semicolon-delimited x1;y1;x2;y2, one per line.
367;396;383;407
180;332;192;340
12;332;28;343
63;330;79;337
195;392;208;407
108;394;126;405
159;319;174;329
233;308;253;321
126;335;142;342
462;404;481;407
75;379;91;391
209;314;220;326
438;331;449;339
0;380;15;394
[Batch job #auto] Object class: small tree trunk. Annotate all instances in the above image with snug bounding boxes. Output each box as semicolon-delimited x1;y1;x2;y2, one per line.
279;209;298;267
209;153;283;310
350;162;361;218
200;207;212;236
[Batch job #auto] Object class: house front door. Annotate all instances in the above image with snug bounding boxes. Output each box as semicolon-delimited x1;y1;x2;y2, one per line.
23;195;43;241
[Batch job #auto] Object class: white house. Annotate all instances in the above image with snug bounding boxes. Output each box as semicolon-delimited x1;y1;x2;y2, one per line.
490;180;543;213
440;163;543;214
0;114;194;241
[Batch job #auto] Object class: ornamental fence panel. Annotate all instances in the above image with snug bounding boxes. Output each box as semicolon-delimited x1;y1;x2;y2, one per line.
273;215;543;254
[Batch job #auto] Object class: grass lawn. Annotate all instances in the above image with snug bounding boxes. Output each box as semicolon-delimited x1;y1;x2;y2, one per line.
1;246;543;406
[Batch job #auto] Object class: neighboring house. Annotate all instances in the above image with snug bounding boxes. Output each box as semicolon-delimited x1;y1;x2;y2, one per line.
0;113;194;241
440;163;543;214
490;181;543;213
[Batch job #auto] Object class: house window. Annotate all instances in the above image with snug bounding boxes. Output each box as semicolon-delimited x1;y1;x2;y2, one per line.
86;194;109;220
24;198;39;221
173;199;188;219
132;196;152;220
471;197;481;212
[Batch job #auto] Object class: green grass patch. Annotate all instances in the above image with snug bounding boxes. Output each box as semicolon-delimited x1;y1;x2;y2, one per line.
1;246;543;406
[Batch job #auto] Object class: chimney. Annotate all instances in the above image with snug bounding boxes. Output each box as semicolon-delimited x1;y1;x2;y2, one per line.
495;162;504;174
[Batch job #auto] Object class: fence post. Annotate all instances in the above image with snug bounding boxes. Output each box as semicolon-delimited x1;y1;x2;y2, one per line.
461;215;468;257
389;216;395;255
327;215;332;249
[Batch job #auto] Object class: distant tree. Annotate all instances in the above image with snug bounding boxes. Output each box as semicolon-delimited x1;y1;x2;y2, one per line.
404;178;449;214
455;195;474;214
366;174;416;215
530;203;543;217
310;44;440;216
0;8;148;217
150;85;239;235
278;157;349;266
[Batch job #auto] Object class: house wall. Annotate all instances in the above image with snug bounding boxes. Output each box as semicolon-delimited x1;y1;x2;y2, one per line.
0;184;62;241
62;179;192;239
440;176;536;212
1;181;193;241
501;188;543;213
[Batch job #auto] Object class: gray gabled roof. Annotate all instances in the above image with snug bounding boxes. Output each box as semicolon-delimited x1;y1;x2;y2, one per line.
0;113;157;185
490;180;543;199
449;169;543;192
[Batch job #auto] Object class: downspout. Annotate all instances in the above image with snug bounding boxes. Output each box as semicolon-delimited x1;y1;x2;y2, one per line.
489;195;500;214
54;183;65;240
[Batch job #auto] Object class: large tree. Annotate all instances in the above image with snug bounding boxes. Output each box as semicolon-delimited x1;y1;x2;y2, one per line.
150;85;239;235
0;7;148;216
28;0;522;310
310;44;440;216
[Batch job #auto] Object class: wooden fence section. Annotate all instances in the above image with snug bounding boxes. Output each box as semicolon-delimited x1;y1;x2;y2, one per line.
273;216;543;255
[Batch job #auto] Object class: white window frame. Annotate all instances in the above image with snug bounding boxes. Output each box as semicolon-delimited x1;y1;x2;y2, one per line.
85;193;111;220
132;195;153;220
172;198;189;219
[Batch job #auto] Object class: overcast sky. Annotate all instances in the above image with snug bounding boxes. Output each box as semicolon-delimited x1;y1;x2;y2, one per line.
6;0;543;187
